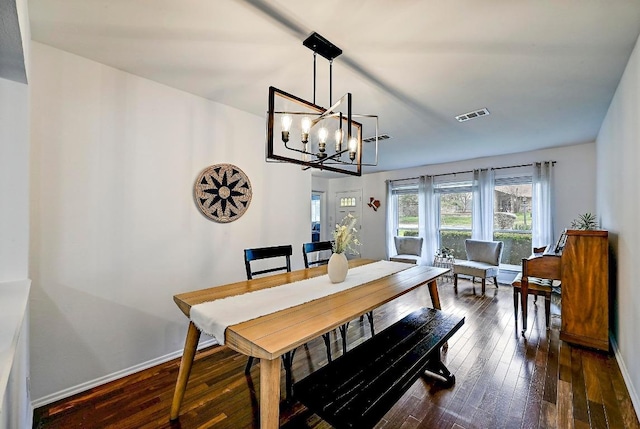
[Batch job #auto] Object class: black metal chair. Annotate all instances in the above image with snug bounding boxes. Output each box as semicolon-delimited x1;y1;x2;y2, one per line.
244;244;322;399
301;241;375;356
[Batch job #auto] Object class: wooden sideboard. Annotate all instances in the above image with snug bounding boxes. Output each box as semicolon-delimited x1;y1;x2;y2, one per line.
560;230;609;351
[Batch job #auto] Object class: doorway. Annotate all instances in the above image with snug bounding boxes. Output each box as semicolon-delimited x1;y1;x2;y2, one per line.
311;192;322;242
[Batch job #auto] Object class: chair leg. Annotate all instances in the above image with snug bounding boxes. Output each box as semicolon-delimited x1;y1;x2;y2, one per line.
481;278;486;295
244;356;255;375
513;289;519;325
544;295;551;328
281;349;296;400
453;273;458;291
338;322;349;354
494;276;499;288
366;311;375;336
321;333;332;363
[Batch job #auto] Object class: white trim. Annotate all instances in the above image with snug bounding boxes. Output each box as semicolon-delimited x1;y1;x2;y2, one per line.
30;338;218;408
611;335;640;417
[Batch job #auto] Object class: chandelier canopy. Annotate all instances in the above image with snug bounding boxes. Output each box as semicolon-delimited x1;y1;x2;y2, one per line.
266;32;379;176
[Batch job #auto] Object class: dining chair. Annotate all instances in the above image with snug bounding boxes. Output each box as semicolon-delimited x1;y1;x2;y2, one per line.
302;241;375;355
243;244;316;399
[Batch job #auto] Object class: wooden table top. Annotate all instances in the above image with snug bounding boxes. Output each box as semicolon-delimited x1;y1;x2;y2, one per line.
173;259;448;360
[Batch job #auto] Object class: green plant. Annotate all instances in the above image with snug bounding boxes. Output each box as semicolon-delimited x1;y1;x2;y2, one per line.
435;247;454;258
571;212;598;230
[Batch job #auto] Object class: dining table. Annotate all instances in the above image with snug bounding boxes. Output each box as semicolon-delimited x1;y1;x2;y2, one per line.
169;258;449;429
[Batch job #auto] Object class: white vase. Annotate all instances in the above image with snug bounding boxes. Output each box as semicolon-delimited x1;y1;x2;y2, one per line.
328;252;349;283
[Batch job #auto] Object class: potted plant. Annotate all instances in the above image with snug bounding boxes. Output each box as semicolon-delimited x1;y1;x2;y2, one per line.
570;212;599;230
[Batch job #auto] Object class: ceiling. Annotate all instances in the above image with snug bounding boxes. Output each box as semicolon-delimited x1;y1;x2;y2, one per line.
28;0;640;175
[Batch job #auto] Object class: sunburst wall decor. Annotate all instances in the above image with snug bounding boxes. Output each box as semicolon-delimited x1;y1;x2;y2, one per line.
194;164;252;223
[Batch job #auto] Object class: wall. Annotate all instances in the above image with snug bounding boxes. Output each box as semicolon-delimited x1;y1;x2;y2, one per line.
0;0;32;426
0;76;29;281
596;32;640;411
318;143;596;262
29;42;310;403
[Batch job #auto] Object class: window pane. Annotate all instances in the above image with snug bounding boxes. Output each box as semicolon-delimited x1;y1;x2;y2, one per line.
397;192;419;236
494;183;532;265
439;192;472;259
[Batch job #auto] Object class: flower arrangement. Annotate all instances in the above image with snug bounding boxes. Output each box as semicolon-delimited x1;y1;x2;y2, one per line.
332;213;361;254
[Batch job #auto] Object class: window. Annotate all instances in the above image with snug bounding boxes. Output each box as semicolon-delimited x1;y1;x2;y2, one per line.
391;184;419;237
436;181;473;259
493;176;532;265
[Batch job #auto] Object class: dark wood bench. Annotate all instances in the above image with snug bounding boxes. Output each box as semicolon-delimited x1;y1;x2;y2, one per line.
293;307;464;429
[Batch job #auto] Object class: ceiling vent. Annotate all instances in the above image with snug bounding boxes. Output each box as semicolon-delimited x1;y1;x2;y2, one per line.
363;134;391;143
455;108;490;123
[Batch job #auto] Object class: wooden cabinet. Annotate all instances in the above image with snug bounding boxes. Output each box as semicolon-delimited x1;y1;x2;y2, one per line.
560;230;609;351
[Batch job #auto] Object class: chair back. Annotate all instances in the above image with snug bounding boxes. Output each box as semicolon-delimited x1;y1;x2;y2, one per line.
393;236;423;257
302;241;333;268
244;245;293;280
464;239;503;266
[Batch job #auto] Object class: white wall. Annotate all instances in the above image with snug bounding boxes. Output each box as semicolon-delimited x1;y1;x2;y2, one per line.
0;77;29;282
29;42;310;402
319;143;596;262
596;33;640;411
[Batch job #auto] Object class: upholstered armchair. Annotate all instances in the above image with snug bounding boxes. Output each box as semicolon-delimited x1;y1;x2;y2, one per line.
389;236;423;264
452;239;503;294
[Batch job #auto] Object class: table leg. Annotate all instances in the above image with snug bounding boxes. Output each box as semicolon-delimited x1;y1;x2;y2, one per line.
520;277;529;336
260;357;281;429
427;279;442;310
170;321;201;421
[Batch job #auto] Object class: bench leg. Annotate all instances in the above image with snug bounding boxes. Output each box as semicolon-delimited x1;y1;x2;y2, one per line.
424;357;455;388
170;321;201;421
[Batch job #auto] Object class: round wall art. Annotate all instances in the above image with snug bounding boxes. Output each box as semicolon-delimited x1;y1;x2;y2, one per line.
194;163;252;223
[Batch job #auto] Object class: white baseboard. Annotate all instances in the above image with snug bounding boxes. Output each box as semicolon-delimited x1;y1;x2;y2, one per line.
611;335;640;417
31;338;218;409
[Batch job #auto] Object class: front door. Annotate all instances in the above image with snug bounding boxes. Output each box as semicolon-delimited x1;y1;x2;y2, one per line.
335;190;362;256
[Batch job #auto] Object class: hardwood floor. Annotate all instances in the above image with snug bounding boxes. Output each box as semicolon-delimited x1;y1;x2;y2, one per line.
34;277;640;429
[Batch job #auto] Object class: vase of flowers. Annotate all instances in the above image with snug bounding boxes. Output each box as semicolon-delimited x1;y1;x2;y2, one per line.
328;214;361;283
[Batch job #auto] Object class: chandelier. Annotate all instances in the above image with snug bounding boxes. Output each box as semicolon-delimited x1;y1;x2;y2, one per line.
266;32;379;176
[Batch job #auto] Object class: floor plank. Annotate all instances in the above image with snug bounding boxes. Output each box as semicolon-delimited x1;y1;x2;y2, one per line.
34;278;639;429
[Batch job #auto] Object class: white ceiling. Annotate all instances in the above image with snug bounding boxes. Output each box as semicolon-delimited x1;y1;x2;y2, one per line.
28;0;640;175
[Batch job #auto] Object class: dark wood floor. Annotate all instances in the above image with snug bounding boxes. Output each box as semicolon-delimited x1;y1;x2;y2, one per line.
34;277;640;429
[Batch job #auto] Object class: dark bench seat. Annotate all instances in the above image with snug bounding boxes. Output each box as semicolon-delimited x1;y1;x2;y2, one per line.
294;307;464;429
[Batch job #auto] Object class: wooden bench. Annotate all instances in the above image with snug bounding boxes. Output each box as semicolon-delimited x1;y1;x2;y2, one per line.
293;307;464;429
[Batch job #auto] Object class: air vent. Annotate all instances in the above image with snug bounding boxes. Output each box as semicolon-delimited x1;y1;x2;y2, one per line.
455;108;490;123
363;134;391;143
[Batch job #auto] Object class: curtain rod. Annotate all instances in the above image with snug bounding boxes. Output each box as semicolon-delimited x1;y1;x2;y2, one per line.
388;161;556;183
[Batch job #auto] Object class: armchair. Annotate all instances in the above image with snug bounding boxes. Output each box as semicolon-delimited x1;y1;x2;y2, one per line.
389;236;423;264
452;239;503;294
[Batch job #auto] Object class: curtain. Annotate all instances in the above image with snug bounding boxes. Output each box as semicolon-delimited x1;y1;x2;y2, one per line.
532;161;555;249
385;180;396;259
471;168;495;241
418;175;438;266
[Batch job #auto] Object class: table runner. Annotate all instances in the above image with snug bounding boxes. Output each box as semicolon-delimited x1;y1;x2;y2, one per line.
190;260;412;344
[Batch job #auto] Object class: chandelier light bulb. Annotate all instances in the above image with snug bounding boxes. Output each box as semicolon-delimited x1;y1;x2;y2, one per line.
301;117;311;144
348;137;357;161
281;115;292;143
334;129;343;152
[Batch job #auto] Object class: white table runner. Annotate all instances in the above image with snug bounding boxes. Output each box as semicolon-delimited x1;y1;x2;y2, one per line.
190;260;413;344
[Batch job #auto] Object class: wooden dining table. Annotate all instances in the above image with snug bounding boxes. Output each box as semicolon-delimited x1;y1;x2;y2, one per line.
169;259;449;429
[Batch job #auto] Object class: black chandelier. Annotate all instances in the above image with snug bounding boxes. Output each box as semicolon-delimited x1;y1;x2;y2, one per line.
266;32;379;176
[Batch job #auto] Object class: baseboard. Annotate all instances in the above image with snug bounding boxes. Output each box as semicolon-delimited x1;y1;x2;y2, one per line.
31;338;218;409
611;335;640;418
